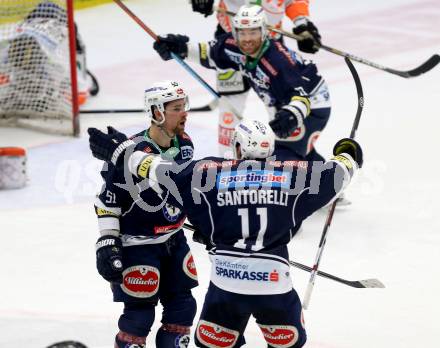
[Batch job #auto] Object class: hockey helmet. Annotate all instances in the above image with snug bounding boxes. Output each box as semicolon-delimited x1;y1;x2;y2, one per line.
232;5;268;43
144;80;190;125
232;119;275;159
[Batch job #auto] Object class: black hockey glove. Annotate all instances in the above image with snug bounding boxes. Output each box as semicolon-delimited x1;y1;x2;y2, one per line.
153;34;189;61
88;126;134;165
192;229;214;250
269;107;302;139
333;138;363;168
96;235;123;283
293;18;321;54
191;0;214;17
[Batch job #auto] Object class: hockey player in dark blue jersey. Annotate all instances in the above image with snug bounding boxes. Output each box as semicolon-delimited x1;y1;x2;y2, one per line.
153;4;331;162
93;81;198;348
88;118;363;348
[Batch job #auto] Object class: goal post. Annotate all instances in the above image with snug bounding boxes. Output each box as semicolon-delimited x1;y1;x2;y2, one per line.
0;0;80;136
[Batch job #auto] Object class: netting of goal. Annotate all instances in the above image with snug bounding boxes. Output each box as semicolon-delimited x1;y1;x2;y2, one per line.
0;0;79;135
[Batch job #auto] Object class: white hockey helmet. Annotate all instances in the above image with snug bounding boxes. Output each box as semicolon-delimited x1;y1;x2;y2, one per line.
144;80;190;125
232;119;275;160
232;5;268;43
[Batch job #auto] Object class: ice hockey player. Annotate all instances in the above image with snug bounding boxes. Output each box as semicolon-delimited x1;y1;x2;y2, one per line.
87;118;363;348
153;4;330;162
93;81;198;348
0;0;98;113
190;0;322;156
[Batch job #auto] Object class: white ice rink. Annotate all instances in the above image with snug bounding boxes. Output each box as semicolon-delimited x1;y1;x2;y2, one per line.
1;0;440;347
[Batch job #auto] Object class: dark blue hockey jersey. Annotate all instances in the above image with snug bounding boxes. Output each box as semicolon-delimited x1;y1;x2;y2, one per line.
132;155;353;294
94;130;194;246
149;157;347;251
196;33;329;110
117;149;357;294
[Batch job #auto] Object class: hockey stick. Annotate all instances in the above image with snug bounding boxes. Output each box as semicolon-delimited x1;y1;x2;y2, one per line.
302;57;364;310
182;223;382;288
289;260;384;289
113;0;241;118
79;99;219;114
216;6;440;78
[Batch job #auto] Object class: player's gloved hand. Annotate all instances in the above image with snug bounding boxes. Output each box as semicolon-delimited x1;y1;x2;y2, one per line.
88;126;134;165
153;34;189;61
95;235;123;283
192;228;214;250
333;138;363;168
293;17;321;54
191;0;214;17
269;106;303;139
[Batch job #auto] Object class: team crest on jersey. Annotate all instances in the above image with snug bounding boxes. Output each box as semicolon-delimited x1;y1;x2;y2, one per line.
217;170;291;189
162;203;181;222
175;334;190;348
196;320;239;348
258;324;299;348
183;251;198;281
121;265;160;298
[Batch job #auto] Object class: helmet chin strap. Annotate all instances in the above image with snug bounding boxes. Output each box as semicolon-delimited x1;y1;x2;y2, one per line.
158;124;175;140
152;110;175;140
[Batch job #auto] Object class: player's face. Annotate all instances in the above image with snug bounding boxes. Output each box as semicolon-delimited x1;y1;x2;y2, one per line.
237;28;263;56
163;98;188;136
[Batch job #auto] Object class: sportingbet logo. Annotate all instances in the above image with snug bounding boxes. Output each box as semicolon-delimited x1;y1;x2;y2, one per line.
217;170;291;189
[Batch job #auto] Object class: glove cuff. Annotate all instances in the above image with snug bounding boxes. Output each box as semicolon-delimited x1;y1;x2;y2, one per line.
282;95;310;129
111;139;135;165
281;104;304;130
329;152;359;180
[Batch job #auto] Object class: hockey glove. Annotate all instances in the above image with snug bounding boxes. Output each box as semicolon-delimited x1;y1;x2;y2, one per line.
192;229;214;250
96;235;123;283
293;17;321;54
333;138;363;168
269;105;306;139
191;0;214;17
153;34;189;61
88;126;134;165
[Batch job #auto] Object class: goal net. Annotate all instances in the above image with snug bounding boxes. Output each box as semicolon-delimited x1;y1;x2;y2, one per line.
0;0;79;135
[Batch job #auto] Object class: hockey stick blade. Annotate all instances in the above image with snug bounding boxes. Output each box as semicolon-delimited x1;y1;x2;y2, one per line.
80;99;219;114
289;260;385;289
386;54;440;78
190;98;219;112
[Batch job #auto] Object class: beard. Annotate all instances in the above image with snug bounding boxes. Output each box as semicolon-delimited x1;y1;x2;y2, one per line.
239;40;261;56
172;121;186;136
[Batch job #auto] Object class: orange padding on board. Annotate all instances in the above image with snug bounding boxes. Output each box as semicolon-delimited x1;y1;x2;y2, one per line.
0;147;26;156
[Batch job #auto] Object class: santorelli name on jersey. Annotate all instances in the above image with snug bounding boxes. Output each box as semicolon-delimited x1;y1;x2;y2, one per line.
217;189;289;207
217;170;291;189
